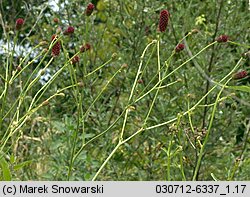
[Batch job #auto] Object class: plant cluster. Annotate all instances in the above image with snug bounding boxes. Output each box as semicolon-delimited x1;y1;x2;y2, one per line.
0;0;249;181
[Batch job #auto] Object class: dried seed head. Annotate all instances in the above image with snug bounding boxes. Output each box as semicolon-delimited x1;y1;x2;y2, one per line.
15;18;24;30
158;10;170;32
175;43;185;53
232;70;248;80
216;35;229;43
86;3;95;16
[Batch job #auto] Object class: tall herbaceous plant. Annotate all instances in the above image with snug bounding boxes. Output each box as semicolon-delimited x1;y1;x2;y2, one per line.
0;0;249;181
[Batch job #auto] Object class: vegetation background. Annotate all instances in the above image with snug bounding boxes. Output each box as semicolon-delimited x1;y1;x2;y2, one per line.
0;0;249;181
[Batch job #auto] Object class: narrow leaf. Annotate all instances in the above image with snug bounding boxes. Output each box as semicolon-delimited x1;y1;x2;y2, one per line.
226;85;250;93
0;157;11;181
13;160;33;171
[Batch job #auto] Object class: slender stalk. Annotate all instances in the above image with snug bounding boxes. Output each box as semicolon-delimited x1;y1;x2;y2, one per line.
135;41;217;103
202;0;224;128
119;40;157;141
69;66;123;175
85;58;113;77
124;58;243;144
192;58;243;180
92;40;158;180
92;143;121;181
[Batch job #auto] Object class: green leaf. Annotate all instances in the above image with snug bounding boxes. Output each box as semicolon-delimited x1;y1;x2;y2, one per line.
13;160;33;171
10;154;15;164
226;85;250;93
0;157;11;181
85;133;95;139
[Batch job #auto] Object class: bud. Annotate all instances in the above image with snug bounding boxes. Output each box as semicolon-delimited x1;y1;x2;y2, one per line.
5;25;11;33
39;41;48;46
53;18;59;23
187;94;196;99
71;55;80;65
232;70;248;80
42;48;48;54
111;53;118;60
63;26;75;35
137;79;143;84
58;93;65;97
80;43;91;53
242;51;250;59
86;3;95;16
51;34;61;57
158;10;170;32
15;18;24;30
42;100;49;106
16;65;22;72
175;43;185;53
40;69;46;75
78;81;84;87
216;35;229;43
191;29;199;34
121;63;128;69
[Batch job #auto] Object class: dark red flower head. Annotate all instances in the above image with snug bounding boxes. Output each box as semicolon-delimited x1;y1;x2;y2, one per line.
80;43;91;53
232;70;248;80
53;18;59;23
86;3;95;16
71;55;80;65
63;26;75;35
175;43;185;53
158;10;170;32
16;18;24;30
51;34;61;57
137;79;143;84
216;35;229;43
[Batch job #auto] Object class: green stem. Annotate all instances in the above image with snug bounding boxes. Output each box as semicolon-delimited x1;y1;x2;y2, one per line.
192;58;243;181
135;41;217;103
119;40;157;141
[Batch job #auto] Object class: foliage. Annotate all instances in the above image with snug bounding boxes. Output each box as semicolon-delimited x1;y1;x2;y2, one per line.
0;0;249;181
